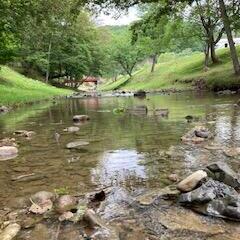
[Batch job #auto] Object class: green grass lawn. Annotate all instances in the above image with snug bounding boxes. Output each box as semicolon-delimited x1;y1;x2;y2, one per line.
0;66;72;105
100;46;240;91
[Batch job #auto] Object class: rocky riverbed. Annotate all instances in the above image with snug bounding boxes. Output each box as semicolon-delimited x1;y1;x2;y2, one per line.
1;92;240;239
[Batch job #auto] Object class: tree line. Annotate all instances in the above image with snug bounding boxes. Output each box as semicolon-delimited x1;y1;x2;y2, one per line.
0;0;240;88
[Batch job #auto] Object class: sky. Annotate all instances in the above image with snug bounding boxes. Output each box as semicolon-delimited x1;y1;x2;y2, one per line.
95;7;139;26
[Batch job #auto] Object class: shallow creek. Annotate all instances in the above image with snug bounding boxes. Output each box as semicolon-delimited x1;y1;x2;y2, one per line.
1;92;240;239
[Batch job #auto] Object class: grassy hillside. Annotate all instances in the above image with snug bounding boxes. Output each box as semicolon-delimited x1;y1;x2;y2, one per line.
0;66;72;105
100;47;240;91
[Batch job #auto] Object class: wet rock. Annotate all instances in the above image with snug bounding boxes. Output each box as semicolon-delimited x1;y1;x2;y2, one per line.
136;186;180;205
179;182;216;205
73;115;90;122
168;174;179;182
14;130;36;138
0;106;9;113
194;129;209;138
0;138;17;147
58;211;74;222
205;162;240;189
55;195;77;213
177;170;208;192
145;205;225;235
0;223;21;240
223;147;240;157
0;146;18;160
63;126;80;132
66;141;89;149
31;191;55;204
134;90;146;97
154;108;169;117
29;199;53;214
181;126;211;144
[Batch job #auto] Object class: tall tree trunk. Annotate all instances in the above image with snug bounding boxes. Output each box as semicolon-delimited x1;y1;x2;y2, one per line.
204;42;210;70
219;0;240;75
151;54;157;73
45;39;52;83
210;37;219;64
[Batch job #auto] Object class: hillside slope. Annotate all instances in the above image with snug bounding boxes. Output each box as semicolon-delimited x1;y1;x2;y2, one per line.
0;66;72;105
100;47;240;91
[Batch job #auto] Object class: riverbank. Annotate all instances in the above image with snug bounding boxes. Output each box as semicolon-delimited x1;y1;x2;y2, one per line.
100;46;240;92
0;66;72;106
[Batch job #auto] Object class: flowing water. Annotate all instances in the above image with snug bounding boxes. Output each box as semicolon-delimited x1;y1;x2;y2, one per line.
0;92;240;239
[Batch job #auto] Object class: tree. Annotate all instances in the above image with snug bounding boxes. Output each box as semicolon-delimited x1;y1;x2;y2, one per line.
88;0;240;75
110;32;147;77
219;0;240;75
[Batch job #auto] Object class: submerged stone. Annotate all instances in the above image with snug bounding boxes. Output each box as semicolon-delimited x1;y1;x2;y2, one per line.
0;146;18;160
66;141;89;149
63;126;80;132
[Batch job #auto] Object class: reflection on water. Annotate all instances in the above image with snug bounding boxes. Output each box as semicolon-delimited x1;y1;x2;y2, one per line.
92;149;145;186
0;92;239;206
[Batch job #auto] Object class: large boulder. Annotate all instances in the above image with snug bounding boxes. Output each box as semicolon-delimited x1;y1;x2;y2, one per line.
179;179;240;221
177;170;208;192
73;115;90;122
205;162;240;189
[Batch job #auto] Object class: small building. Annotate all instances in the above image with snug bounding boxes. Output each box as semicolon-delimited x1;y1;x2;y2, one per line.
216;38;240;49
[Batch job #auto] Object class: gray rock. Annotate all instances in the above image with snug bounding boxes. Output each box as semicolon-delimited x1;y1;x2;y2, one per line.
63;126;80;132
66;141;89;149
194;129;210;138
73;115;90;122
179;179;238;205
205;162;240;189
55;195;77;213
31;191;55;204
